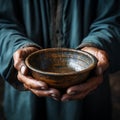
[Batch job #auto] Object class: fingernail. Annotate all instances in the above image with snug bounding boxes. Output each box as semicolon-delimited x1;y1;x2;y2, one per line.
21;65;26;75
68;91;76;95
40;86;47;90
67;91;78;95
50;94;60;101
50;93;57;97
53;97;60;101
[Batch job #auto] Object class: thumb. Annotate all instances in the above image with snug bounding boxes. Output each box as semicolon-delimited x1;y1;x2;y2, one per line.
13;57;28;75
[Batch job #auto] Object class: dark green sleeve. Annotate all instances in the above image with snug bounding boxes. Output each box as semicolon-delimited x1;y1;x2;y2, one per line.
0;0;40;90
79;0;120;73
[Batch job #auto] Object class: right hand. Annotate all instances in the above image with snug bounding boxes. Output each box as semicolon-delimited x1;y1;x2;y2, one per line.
61;47;109;101
13;46;61;100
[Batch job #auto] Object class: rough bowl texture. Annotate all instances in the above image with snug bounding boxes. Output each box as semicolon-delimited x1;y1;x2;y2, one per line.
25;48;97;89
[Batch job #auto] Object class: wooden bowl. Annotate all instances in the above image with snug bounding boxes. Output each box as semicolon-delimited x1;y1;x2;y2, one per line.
25;48;97;89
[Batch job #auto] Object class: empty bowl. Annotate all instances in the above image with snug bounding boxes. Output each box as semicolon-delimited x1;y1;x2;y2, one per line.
25;48;97;89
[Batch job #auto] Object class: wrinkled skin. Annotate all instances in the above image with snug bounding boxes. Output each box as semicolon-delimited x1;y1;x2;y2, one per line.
13;46;109;101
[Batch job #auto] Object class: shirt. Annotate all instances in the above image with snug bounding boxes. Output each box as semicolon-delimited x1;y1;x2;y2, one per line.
0;0;120;120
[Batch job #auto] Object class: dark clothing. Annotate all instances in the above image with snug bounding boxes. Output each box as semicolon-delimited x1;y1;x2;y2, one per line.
0;0;120;120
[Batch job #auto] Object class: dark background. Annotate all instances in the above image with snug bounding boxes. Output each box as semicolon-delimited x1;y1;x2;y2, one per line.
0;71;120;120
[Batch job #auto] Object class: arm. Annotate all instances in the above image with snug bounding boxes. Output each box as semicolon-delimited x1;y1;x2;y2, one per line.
78;0;120;73
61;0;120;101
0;3;40;89
0;0;60;100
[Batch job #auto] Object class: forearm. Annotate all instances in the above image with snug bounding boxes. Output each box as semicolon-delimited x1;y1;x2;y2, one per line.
0;22;41;90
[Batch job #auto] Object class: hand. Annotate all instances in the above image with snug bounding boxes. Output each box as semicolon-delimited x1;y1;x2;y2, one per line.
13;47;61;100
61;47;109;101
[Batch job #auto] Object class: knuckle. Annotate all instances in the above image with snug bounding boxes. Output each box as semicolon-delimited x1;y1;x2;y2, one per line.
13;50;22;69
13;50;22;59
33;90;40;96
14;61;20;69
35;91;43;97
99;50;109;62
26;82;32;88
98;50;109;70
17;74;19;80
17;73;22;82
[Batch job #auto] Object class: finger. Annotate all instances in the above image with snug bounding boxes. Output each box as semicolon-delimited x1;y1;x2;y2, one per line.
61;82;99;101
14;57;26;72
95;67;102;76
95;50;109;75
29;88;61;100
23;84;29;90
81;47;109;75
14;54;28;75
13;50;25;71
66;75;103;95
61;90;90;101
13;47;39;72
17;71;48;90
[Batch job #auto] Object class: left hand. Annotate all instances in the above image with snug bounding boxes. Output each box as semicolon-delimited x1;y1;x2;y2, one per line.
13;47;61;100
61;47;109;101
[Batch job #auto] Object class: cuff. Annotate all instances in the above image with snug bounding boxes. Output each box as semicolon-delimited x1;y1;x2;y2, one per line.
76;42;103;50
20;43;42;49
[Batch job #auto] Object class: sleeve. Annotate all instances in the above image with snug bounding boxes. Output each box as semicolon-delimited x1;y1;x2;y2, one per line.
0;0;40;90
77;0;120;73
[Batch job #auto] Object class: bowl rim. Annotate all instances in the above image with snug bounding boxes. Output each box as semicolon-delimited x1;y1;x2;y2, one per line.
25;48;98;76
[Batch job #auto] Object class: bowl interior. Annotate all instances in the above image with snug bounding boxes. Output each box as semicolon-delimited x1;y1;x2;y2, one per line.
25;48;97;75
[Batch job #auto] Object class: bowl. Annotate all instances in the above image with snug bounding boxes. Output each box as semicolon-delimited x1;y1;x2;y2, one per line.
25;48;97;89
